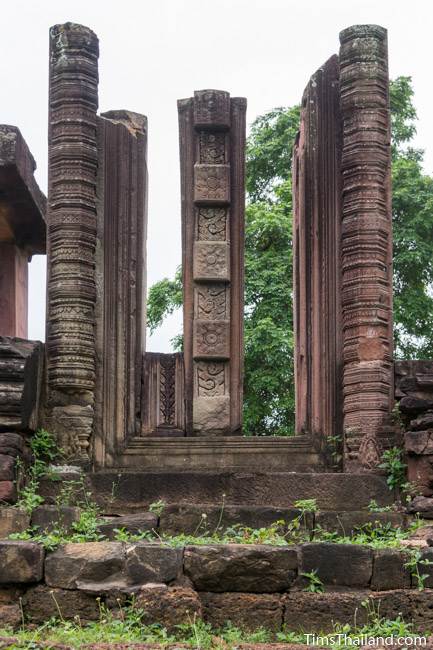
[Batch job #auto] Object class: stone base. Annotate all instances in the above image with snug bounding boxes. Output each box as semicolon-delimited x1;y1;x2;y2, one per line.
99;435;323;471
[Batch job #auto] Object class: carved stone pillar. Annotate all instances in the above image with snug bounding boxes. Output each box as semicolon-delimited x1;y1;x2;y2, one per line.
178;90;246;435
94;111;148;465
292;56;343;460
46;23;99;460
339;25;394;470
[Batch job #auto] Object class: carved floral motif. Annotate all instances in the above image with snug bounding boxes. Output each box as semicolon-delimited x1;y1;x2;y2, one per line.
197;208;227;241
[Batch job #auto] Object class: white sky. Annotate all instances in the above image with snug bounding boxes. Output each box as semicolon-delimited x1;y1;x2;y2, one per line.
2;0;432;350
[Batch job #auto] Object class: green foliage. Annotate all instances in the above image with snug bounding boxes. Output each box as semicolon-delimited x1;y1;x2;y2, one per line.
146;266;182;337
15;429;59;514
367;499;395;513
148;499;166;517
301;569;324;593
379;447;407;492
404;547;433;590
0;597;423;648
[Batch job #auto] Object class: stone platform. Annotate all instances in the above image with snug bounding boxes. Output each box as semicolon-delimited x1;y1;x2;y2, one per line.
103;434;323;471
58;470;394;513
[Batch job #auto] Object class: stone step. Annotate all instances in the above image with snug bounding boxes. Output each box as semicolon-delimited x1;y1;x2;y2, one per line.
104;434;324;471
40;470;395;513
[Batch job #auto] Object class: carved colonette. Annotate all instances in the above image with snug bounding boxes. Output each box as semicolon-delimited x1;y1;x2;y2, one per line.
46;24;99;460
339;26;394;469
178;91;246;435
292;56;343;456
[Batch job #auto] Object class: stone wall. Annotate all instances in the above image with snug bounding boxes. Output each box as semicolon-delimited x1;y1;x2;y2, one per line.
1;539;433;632
0;337;44;503
395;360;433;497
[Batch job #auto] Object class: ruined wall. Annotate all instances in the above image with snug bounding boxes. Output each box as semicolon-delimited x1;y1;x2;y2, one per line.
178;90;246;436
395;360;433;496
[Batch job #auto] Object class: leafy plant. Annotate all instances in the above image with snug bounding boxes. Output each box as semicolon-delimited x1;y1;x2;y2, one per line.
15;429;59;514
379;447;407;492
404;548;433;590
148;499;166;517
367;499;394;513
301;569;324;593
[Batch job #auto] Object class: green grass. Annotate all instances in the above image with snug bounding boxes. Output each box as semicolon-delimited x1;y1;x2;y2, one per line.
0;599;427;649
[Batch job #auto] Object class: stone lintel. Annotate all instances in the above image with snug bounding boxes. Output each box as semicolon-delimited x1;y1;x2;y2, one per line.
0;125;46;254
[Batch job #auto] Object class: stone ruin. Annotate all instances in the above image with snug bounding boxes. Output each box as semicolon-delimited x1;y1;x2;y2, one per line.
2;21;433;638
0;20;429;490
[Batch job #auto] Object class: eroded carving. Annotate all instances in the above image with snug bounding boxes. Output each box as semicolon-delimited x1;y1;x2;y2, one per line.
197;208;227;241
193;90;230;129
199;132;227;164
194;321;230;358
196;361;227;397
196;284;229;320
194;165;230;203
193;242;230;281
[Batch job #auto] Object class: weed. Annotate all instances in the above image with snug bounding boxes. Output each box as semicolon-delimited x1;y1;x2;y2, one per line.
379;447;407;492
404;547;433;590
148;499;166;517
301;569;324;593
367;499;394;513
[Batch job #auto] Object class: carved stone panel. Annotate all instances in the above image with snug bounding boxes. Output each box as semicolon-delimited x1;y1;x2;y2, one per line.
194;165;230;204
193;242;230;281
141;353;185;436
193;90;231;129
196;208;228;241
193;321;230;359
179;90;246;435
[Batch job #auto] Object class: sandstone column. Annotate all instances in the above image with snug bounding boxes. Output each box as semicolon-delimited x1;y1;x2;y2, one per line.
46;23;99;460
339;25;394;470
178;90;246;435
292;56;343;458
94;111;148;465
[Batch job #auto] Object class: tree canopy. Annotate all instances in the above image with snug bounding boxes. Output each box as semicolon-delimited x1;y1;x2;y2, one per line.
146;76;433;435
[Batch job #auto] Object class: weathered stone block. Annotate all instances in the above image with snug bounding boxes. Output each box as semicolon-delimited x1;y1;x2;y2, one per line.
194;164;230;204
184;544;297;592
31;505;81;534
97;513;158;540
371;549;411;590
0;455;15;481
0;508;30;539
0;433;24;456
193;320;230;359
0;541;44;583
200;592;282;631
0;604;21;628
192;396;230;434
283;591;370;632
125;543;183;585
136;585;202;629
159;504;312;536
193;90;231;129
411;413;433;431
193;242;230;281
299;543;373;587
45;542;125;590
408;496;433;519
23;584;100;622
0;481;16;503
405;431;433;455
